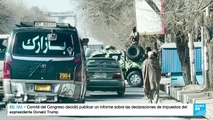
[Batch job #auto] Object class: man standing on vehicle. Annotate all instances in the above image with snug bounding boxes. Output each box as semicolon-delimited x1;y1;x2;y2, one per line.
130;26;139;45
142;51;161;103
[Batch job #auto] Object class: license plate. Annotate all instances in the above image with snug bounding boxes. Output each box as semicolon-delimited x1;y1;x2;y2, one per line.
35;94;47;102
93;73;107;78
58;73;71;80
35;85;51;92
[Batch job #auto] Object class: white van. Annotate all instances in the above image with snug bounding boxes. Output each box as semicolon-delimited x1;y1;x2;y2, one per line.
0;34;9;101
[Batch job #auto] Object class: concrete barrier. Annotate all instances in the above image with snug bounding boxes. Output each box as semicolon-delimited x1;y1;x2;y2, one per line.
160;80;213;120
174;88;183;101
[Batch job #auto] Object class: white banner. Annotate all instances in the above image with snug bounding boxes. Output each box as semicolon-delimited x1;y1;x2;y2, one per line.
7;103;206;116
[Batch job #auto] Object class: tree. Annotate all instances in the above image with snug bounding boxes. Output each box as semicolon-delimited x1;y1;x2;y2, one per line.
202;2;213;90
0;0;46;33
0;0;12;33
74;0;213;87
164;0;212;85
75;0;136;49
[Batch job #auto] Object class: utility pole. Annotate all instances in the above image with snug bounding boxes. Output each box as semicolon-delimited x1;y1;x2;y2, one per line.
201;26;205;86
202;6;210;89
204;26;210;89
188;33;196;84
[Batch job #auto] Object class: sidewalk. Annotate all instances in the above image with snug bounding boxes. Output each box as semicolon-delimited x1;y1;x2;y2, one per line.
160;77;213;120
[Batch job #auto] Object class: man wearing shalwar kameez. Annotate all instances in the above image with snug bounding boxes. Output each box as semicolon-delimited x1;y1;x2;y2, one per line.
142;51;161;103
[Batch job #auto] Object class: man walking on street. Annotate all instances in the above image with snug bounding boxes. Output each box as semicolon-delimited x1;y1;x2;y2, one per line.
142;51;161;103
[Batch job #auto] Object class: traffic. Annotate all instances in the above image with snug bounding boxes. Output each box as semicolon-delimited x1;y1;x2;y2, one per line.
0;20;150;104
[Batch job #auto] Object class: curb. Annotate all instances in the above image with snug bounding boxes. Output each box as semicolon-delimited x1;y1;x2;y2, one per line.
160;82;213;120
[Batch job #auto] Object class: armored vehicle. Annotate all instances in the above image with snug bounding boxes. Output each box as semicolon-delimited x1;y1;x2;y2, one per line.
86;45;144;87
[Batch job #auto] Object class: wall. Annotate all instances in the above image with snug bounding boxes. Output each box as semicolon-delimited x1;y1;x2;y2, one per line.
161;47;202;73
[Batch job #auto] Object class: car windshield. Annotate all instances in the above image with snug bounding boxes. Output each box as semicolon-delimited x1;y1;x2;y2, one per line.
13;31;74;57
87;59;118;67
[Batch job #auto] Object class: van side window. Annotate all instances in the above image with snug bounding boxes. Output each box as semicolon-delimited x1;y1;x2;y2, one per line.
0;39;6;60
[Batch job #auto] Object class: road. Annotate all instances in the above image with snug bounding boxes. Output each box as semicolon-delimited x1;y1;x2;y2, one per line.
0;87;207;120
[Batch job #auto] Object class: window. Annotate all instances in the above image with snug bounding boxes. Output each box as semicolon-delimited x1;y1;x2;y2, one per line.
13;31;74;57
87;59;118;67
0;39;7;60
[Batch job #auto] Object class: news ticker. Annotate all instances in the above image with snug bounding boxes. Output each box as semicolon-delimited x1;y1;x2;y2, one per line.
7;103;206;116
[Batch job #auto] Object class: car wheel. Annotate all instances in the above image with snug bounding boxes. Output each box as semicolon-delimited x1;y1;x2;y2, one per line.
75;96;86;103
58;97;71;103
127;71;143;87
58;97;85;103
0;97;3;102
117;88;125;97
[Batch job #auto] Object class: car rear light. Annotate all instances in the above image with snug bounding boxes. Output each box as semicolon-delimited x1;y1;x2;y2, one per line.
75;64;82;81
6;58;13;62
112;73;122;79
74;54;81;63
4;62;11;79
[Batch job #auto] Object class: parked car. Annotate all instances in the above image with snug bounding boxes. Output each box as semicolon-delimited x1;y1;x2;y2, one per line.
0;34;9;101
86;57;125;96
3;21;88;103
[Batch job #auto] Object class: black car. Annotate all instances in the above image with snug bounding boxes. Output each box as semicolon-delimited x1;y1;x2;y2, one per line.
3;21;88;103
86;57;125;96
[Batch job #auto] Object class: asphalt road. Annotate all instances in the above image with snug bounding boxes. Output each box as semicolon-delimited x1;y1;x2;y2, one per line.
0;87;207;120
